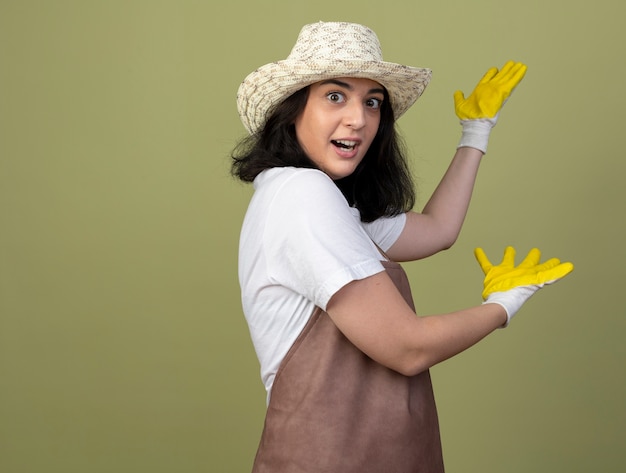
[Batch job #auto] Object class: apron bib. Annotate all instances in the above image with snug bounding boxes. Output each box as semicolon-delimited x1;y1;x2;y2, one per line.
252;260;444;473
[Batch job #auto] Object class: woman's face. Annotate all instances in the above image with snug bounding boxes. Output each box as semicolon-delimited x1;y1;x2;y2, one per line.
294;77;384;180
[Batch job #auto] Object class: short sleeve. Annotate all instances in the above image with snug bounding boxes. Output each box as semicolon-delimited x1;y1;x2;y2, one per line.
262;170;385;310
362;213;407;252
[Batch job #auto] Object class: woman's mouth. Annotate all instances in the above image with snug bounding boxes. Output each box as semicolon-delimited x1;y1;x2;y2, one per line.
331;139;358;151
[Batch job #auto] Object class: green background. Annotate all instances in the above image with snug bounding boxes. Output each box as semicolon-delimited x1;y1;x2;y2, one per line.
1;1;624;471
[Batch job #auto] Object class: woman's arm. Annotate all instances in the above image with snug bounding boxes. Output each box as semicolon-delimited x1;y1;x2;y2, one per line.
326;270;506;376
386;145;484;262
387;61;527;263
326;246;573;376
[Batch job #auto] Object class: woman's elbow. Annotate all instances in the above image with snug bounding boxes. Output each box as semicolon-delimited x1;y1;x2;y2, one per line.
439;230;459;252
392;351;434;377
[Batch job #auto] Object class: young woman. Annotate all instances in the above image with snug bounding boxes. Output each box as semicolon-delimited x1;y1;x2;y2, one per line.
232;21;573;473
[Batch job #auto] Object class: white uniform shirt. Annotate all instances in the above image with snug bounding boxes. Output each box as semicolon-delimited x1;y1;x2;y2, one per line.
238;167;406;399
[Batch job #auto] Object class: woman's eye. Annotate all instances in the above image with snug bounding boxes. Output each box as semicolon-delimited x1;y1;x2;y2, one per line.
366;97;382;109
327;92;345;103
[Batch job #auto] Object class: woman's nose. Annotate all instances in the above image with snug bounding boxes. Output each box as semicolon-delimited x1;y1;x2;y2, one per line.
343;102;366;129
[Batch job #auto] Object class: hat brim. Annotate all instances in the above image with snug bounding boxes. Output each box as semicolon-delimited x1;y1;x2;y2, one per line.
237;59;432;134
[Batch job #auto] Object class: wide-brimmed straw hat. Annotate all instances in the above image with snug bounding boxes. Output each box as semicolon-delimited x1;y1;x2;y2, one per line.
237;21;432;135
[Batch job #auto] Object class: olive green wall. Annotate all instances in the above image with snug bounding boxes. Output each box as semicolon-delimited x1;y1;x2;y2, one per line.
1;1;623;472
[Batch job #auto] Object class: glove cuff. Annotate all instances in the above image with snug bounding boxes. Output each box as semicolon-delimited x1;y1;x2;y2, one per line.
457;118;497;154
482;300;511;328
483;285;541;328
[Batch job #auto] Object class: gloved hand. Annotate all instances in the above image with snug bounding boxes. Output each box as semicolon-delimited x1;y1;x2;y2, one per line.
474;246;574;326
454;61;527;153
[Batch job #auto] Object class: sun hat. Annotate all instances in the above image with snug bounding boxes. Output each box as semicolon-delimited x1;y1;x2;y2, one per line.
237;21;432;135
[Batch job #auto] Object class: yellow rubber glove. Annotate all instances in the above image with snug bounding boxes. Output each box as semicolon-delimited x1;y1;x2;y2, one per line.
454;61;527;153
475;246;574;326
454;61;527;120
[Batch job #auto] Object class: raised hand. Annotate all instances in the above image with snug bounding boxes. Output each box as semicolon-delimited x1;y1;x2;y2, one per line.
454;61;527;153
454;61;527;120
